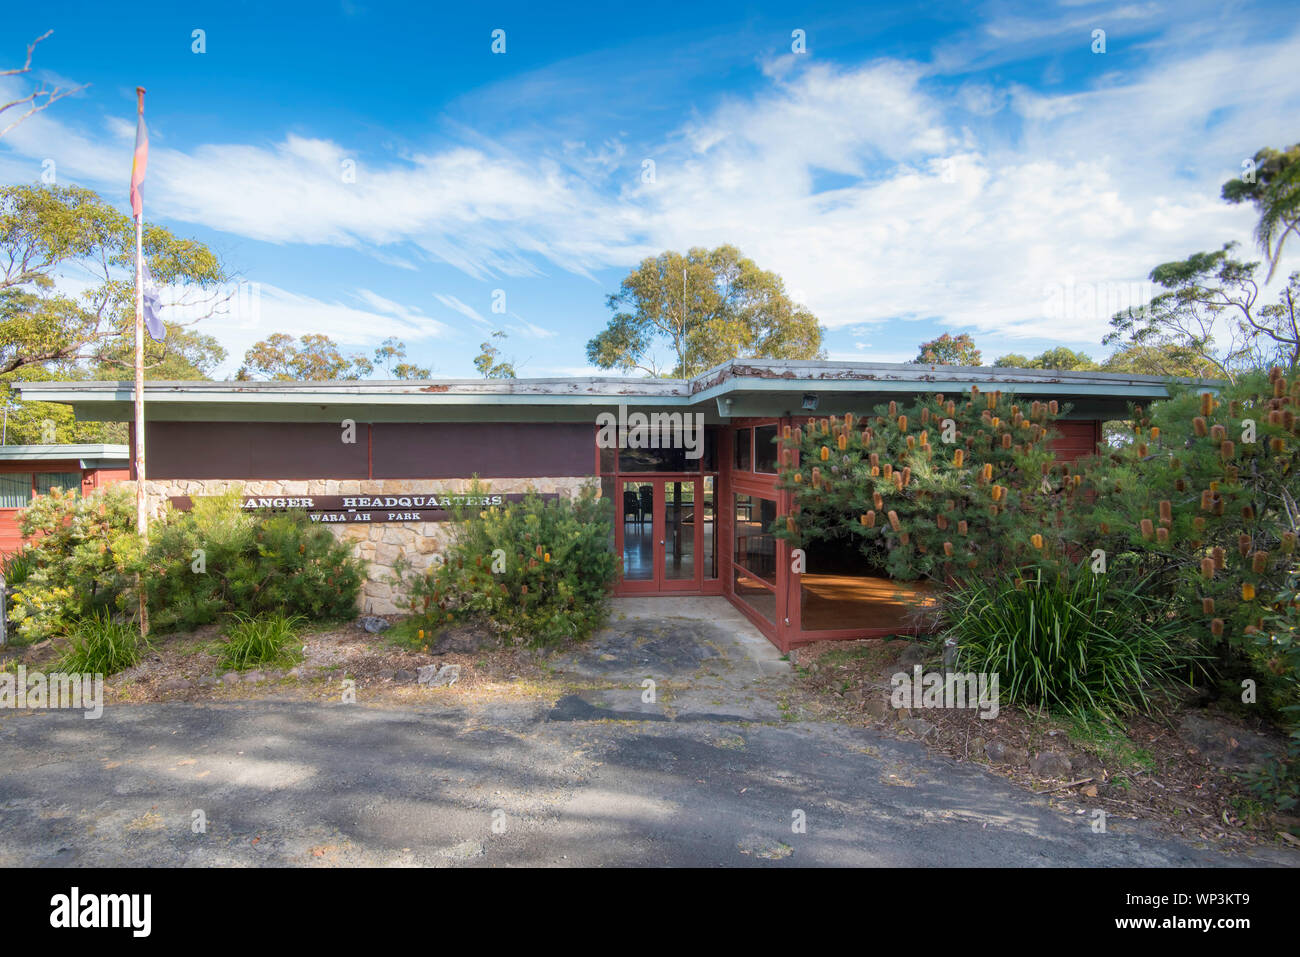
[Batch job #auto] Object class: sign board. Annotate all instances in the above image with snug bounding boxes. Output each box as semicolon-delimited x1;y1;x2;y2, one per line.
166;492;554;524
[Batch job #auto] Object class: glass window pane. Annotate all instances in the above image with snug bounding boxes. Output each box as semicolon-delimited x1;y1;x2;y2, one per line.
0;472;33;508
621;481;653;580
663;480;696;581
734;428;751;471
733;493;776;585
35;472;81;497
754;425;778;473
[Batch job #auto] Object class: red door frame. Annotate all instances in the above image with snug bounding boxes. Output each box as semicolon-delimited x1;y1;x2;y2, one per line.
613;473;724;597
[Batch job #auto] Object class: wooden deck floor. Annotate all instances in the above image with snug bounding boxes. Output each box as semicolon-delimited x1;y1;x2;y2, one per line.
799;573;937;632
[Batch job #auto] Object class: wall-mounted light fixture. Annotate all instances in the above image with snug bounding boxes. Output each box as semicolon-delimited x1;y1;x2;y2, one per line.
716;397;735;417
801;393;819;411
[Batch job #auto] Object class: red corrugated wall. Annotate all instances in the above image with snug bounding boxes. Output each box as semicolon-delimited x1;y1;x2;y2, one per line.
1050;420;1102;462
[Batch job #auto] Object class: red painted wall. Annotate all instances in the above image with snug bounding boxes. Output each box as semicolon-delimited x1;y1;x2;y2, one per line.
0;461;129;556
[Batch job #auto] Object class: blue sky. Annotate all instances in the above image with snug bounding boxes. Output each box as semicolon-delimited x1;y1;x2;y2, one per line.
2;0;1298;378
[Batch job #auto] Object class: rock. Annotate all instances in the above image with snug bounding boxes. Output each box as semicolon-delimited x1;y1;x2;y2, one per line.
862;696;891;719
1178;713;1284;772
243;670;266;683
897;643;929;668
901;717;936;738
417;663;460;687
220;671;241;685
1030;751;1073;779
160;678;193;692
197;675;217;688
357;616;391;634
985;740;1029;766
394;669;417;683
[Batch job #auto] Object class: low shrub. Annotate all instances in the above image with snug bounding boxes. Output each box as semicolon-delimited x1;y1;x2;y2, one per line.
144;490;365;633
1;547;35;587
216;613;304;671
58;611;147;676
946;567;1201;719
9;487;139;642
394;483;616;647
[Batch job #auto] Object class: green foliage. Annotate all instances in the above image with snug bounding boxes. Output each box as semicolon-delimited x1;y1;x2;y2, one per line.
772;389;1072;583
993;347;1099;371
394;483;616;646
947;568;1198;719
586;244;823;378
9;486;139;641
1221;142;1300;283
1073;372;1300;669
216;613;305;671
1;545;34;586
58;611;147;676
1242;572;1300;812
473;330;516;378
914;333;981;365
144;490;365;633
237;332;373;380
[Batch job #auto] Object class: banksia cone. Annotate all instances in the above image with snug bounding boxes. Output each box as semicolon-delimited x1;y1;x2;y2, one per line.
1203;597;1215;615
1221;440;1235;460
1276;376;1287;398
902;466;912;486
889;401;897;417
887;510;901;531
1210;424;1226;442
1175;478;1187;492
1001;433;1012;449
1048;400;1058;415
1200;489;1214;511
1201;557;1215;579
786;517;797;533
1156;527;1169;544
893;472;904;491
1159;500;1172;524
1281;531;1297;554
943;541;954;557
1031;533;1044;549
1271;437;1287;453
1200;392;1214;416
900;532;910;545
793;472;803;483
1150;426;1160;440
782;425;791;439
865;511;877;527
937;514;948;530
1193;516;1206;531
859;512;870;526
1211;618;1224;637
1137;444;1148;457
906;435;916;450
1140;518;1154;540
870;466;880;477
837;433;847;451
991;484;1005;502
989;504;999;518
946;401;956;416
958;520;968;535
873;492;884;510
1242;583;1256;601
1211;546;1226;569
1193;417;1208;437
1100;522;1110;534
1287;410;1297;432
1242;504;1255;521
1238;532;1251;557
883;463;893;479
869;452;880;467
1252;551;1269;573
898;415;910;433
820;445;830;461
812;467;822;488
920;407;930;425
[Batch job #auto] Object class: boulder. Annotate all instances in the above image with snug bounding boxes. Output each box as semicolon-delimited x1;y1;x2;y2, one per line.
1178;713;1284;771
1030;751;1073;779
417;663;460;687
900;717;937;738
985;740;1029;766
358;616;391;634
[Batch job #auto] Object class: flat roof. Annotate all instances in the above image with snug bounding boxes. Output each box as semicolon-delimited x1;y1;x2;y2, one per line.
0;443;129;465
12;359;1213;423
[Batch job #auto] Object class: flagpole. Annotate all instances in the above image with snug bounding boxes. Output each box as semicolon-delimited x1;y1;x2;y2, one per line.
133;85;149;638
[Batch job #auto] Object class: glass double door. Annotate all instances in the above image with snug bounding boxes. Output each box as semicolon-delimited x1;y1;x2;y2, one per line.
620;477;712;592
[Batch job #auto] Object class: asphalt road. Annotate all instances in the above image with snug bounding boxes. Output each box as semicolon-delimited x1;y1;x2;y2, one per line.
0;698;1286;867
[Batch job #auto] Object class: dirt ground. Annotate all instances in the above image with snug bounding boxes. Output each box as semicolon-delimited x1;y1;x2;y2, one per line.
786;636;1300;853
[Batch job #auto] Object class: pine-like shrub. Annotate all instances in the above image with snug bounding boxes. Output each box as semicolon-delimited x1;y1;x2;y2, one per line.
144;490;365;633
394;482;616;647
9;486;139;642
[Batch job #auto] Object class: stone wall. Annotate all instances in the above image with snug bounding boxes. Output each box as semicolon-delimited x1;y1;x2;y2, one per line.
130;476;596;615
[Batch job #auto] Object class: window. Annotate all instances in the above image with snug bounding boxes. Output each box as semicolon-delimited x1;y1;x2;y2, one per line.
733;428;752;471
754;424;779;473
733;493;777;584
0;472;32;508
36;472;81;497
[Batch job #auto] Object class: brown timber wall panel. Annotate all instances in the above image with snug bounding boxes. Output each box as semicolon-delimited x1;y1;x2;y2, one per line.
146;422;369;479
1050;420;1102;462
371;423;595;478
144;421;597;480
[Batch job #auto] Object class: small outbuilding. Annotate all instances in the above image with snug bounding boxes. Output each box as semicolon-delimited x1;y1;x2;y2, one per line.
0;444;130;554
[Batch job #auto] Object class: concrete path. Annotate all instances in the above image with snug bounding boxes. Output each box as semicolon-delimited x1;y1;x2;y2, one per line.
0;598;1293;867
